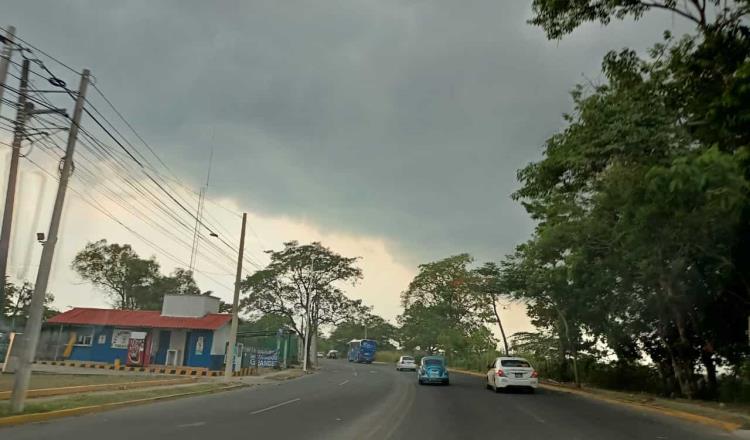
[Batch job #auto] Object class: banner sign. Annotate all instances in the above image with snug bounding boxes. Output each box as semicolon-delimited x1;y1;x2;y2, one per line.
247;349;279;368
111;329;131;349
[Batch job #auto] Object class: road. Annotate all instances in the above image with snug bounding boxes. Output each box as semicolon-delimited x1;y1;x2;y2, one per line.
0;359;735;440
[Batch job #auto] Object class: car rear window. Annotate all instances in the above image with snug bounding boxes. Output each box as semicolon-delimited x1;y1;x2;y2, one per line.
501;359;531;368
402;357;414;361
424;359;444;366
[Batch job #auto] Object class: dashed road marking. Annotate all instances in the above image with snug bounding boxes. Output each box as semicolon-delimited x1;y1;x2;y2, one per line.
177;422;206;428
339;380;349;386
250;398;301;415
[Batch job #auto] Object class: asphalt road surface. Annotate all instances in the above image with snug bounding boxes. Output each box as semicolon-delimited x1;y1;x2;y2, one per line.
0;360;736;440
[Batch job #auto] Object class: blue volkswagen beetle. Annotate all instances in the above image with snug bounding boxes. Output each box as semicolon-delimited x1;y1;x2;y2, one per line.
417;355;449;385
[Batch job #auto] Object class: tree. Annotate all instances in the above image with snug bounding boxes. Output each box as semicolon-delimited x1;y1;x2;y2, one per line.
3;279;57;330
72;239;206;310
508;29;750;396
329;313;397;354
398;254;495;357
529;0;749;40
240;241;364;369
472;262;511;355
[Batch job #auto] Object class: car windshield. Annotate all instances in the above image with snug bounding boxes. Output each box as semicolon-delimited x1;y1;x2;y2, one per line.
4;2;742;438
501;360;531;368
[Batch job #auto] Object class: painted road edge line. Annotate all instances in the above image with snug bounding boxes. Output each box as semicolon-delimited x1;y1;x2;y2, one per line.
0;384;247;428
448;368;742;432
250;398;301;415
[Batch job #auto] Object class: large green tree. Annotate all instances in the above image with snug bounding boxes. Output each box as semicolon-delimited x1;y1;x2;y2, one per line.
398;254;495;357
240;241;364;369
505;0;750;397
72;239;205;310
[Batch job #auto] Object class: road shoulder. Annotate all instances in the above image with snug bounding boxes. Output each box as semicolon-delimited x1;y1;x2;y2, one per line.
448;368;748;433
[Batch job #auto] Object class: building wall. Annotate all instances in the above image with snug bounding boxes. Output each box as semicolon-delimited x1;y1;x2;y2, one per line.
161;294;220;317
184;330;213;368
68;326;128;363
168;329;187;365
211;324;229;355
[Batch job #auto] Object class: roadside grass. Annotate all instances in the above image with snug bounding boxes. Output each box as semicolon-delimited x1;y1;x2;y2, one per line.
0;373;158;391
0;382;237;417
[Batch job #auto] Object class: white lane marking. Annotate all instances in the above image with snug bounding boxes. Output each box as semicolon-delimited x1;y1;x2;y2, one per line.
514;404;546;424
250;398;301;415
177;422;206;428
339;379;349;386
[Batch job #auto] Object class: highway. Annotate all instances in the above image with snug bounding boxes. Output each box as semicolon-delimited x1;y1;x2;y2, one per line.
0;360;733;439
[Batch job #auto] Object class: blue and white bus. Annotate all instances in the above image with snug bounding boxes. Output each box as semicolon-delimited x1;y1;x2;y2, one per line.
347;339;376;363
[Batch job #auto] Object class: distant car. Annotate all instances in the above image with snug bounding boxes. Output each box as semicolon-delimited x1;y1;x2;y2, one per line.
316;351;324;358
486;356;538;393
417;355;449;385
396;355;416;371
326;350;338;359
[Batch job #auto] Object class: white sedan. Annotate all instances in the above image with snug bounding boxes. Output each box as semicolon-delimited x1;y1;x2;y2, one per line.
486;356;538;393
396;355;417;371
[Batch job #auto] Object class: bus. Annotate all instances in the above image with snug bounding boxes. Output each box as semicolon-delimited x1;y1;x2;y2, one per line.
347;339;376;363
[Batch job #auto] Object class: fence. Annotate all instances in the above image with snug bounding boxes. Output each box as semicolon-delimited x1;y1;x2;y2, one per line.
236;329;298;370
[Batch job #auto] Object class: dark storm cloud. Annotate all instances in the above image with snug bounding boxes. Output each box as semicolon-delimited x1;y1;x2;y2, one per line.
4;0;690;264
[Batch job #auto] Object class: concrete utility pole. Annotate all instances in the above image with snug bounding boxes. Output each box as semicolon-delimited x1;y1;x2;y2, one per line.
224;212;246;380
0;25;17;325
10;68;90;413
0;58;29;324
0;25;16;118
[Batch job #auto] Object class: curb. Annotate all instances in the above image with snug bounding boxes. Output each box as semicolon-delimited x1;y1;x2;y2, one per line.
448;369;742;432
0;378;196;400
0;383;247;428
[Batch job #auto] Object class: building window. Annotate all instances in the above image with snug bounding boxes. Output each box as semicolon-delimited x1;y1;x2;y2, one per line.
97;334;107;344
75;331;94;346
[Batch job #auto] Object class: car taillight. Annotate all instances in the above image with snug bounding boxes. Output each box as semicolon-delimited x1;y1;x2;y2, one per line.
496;369;505;377
531;370;538;378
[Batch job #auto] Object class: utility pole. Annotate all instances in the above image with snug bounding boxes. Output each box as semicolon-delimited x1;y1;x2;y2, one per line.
224;212;246;381
0;58;29;325
10;68;89;413
0;25;16;118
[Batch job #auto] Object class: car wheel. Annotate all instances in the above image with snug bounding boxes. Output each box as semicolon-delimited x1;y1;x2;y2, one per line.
486;381;492;390
444;380;450;386
527;387;536;394
493;378;502;393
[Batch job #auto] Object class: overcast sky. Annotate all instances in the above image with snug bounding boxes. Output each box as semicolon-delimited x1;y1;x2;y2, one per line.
1;1;692;334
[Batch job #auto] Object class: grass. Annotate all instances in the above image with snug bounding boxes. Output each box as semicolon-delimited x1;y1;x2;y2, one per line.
0;373;158;392
0;382;239;417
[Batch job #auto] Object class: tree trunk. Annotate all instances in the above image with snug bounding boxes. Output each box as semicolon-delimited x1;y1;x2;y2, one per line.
660;277;696;399
557;308;580;388
701;350;718;398
491;299;509;355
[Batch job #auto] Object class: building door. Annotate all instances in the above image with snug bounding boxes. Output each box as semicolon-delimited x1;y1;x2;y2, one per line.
154;330;170;365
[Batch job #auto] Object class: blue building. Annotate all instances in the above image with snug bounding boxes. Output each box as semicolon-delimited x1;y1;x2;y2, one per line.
44;294;232;370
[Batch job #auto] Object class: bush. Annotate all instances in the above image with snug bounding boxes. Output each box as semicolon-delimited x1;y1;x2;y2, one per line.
375;350;402;363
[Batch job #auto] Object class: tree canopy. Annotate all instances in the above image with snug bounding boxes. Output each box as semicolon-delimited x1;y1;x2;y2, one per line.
71;239;206;310
240;241;364;368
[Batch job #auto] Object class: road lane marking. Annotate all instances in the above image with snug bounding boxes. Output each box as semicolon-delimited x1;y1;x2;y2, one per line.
339;380;349;386
250;398;301;415
514;404;546;424
177;422;206;428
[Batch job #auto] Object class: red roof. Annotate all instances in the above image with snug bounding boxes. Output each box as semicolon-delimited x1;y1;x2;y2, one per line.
46;308;231;330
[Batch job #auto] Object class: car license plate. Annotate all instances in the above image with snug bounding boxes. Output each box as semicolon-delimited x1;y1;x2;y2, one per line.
515;373;523;378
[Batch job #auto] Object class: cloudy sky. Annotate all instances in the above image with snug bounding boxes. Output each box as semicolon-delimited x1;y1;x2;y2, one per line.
1;1;691;335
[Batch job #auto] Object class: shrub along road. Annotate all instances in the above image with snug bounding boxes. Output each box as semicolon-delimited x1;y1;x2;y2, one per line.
0;359;732;439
